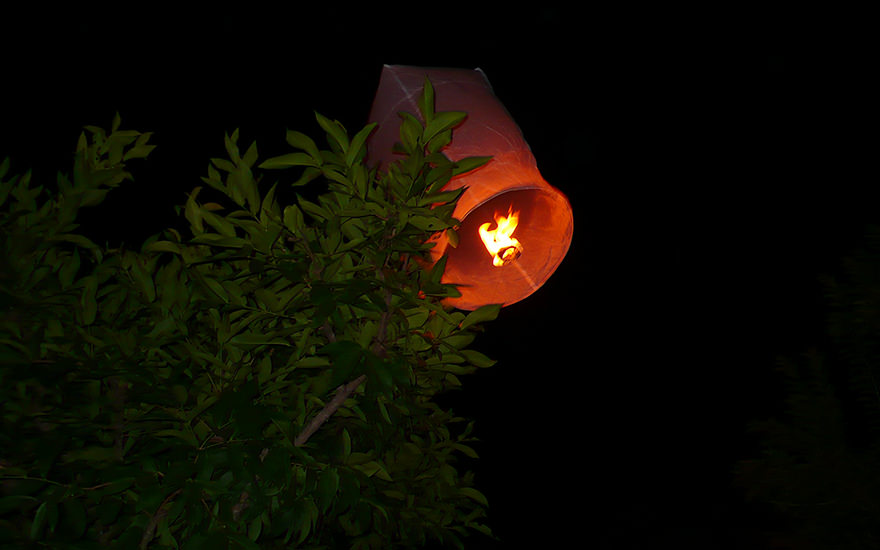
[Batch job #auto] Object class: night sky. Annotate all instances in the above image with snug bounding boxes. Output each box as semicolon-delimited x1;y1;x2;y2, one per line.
2;6;873;548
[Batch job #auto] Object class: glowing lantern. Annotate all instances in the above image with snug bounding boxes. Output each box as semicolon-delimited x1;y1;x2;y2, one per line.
367;65;574;310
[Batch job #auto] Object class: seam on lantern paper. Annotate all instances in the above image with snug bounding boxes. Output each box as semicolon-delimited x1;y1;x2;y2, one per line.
479;121;519;151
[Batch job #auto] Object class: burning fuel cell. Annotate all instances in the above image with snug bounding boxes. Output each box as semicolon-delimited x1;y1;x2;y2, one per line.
479;207;523;267
367;65;573;310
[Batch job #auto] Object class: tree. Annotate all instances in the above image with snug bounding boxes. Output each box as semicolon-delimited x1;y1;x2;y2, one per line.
735;228;880;549
0;80;500;548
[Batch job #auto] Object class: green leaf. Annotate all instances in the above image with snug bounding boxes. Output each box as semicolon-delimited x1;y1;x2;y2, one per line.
345;123;377;167
418;187;464;207
423;111;467;144
153;428;199;447
202;163;225;192
293;166;322;187
367;355;394;398
225;129;242;163
460;349;496;368
352;461;392;482
381;489;406;501
89;477;135;498
61;446;119;463
228;532;261;550
123;132;156;161
242;140;258;168
418;76;435;122
257;355;272;384
283;205;305;233
190;233;249;248
31;501;48;540
376;397;392;424
211;156;237;173
408;215;449;231
446;227;460;248
452;156;492;176
259;152;319;170
201;277;229;303
60;498;87;539
293;357;331;369
285;130;322;159
398;112;422;154
315;112;349;152
451;442;479;459
130;261;156;302
323;340;364;387
144;240;183;255
459;303;502;331
341;428;352;459
458;487;489;507
52;233;102;261
316;467;340;513
229;332;291;347
298;197;330;222
426;129;452;154
80;275;98;325
428;254;447;284
58;249;80;289
444;333;475;350
248;516;262;542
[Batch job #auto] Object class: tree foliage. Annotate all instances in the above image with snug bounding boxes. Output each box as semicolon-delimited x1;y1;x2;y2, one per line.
735;228;880;548
0;81;500;548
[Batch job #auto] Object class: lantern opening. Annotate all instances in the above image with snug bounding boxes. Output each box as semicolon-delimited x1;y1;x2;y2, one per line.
478;206;523;267
439;186;570;308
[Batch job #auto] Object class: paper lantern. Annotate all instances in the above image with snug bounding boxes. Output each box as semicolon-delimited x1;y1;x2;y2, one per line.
367;65;574;310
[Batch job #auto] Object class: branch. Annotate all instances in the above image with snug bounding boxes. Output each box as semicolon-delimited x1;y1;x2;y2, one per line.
321;320;337;343
108;377;128;461
370;267;394;359
140;488;182;549
232;490;250;521
293;242;394;447
371;305;391;359
294;374;367;447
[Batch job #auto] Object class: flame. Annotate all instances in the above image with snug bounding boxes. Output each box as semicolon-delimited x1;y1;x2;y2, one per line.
479;207;523;267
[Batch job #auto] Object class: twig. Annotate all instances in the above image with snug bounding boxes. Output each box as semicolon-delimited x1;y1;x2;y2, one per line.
321;320;337;343
140;488;182;549
232;490;250;521
108;378;128;461
83;481;114;491
294;374;367;447
371;307;390;359
370;267;394;360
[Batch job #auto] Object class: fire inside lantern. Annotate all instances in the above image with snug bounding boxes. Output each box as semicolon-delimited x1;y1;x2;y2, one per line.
479;207;523;267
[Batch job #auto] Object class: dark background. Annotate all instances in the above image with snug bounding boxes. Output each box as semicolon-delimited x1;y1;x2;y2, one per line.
1;6;873;548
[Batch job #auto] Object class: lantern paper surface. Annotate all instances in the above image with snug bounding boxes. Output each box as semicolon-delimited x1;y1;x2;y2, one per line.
367;65;574;310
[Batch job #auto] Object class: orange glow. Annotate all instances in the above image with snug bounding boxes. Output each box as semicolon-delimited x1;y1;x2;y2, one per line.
479;207;523;267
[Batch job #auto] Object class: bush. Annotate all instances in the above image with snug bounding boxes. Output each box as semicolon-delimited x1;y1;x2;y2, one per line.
0;80;499;548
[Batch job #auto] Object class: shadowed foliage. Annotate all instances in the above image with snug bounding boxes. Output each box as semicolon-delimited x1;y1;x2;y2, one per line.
735;227;880;549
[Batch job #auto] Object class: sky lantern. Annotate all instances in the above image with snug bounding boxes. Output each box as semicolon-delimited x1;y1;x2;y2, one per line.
367;65;574;310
